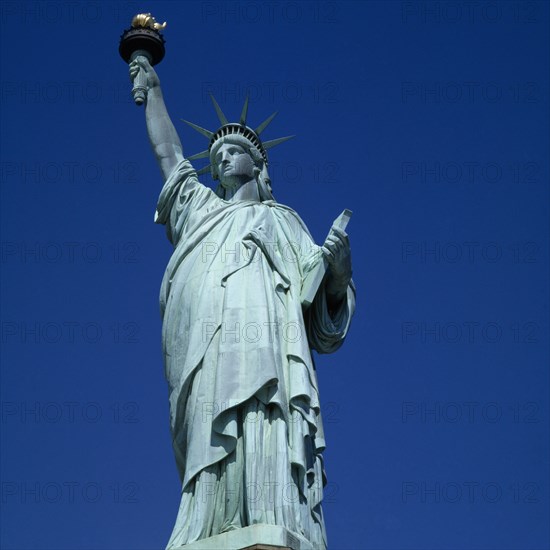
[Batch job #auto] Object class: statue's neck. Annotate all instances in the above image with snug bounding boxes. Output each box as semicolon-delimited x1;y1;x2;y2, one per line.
224;178;260;202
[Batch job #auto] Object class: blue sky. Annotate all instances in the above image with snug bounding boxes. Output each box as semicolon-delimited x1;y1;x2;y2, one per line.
1;1;548;549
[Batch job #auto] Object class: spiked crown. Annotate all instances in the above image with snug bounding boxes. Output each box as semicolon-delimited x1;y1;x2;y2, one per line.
182;95;294;176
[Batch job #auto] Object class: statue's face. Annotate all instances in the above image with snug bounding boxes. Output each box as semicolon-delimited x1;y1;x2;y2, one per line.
214;143;256;188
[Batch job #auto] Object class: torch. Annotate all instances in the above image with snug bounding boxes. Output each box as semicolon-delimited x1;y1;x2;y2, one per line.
119;13;167;105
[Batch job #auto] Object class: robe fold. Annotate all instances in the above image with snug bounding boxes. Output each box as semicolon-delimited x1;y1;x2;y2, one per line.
155;159;355;549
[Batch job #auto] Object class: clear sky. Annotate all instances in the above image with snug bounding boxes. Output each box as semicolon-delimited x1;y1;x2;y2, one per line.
1;1;548;549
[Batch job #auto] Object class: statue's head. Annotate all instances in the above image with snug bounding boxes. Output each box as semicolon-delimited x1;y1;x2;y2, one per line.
211;135;272;200
182;96;293;201
212;144;257;187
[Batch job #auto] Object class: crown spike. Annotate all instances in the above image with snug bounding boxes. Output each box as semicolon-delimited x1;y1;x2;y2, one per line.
196;164;211;175
255;111;278;135
210;94;229;126
186;149;210;161
239;96;249;126
181;119;213;139
262;135;295;150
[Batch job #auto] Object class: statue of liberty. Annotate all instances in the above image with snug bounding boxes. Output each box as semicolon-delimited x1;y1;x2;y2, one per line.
129;55;355;550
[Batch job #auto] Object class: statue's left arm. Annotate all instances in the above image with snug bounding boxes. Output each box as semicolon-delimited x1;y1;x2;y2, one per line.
321;226;353;311
304;225;355;354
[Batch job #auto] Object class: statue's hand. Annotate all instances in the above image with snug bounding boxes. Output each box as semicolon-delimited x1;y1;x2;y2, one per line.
322;226;352;300
129;56;160;90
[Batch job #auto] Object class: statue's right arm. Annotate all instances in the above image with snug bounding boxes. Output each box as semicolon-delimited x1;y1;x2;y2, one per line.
130;56;184;181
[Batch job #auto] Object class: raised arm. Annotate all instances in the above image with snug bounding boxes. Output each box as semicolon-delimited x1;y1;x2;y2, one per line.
129;56;184;181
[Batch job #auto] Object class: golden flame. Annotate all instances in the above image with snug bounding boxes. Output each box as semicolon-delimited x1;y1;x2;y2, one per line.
131;13;167;31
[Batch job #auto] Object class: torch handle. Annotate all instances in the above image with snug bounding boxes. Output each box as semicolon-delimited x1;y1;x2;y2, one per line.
130;50;152;106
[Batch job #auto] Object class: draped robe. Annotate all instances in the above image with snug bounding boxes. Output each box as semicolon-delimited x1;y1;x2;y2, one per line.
155;160;355;549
